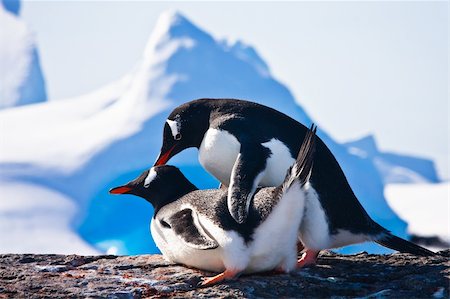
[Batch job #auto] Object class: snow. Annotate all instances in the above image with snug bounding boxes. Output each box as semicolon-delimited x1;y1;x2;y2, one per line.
348;146;368;159
0;9;444;255
345;135;439;184
0;66;169;172
385;182;449;242
143;10;197;67
375;159;431;184
0;180;98;255
0;2;46;109
225;40;270;77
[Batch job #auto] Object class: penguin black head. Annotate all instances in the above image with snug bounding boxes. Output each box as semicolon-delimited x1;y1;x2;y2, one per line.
109;165;198;213
154;100;211;166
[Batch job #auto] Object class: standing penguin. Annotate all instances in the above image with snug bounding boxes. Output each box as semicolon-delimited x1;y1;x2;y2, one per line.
153;98;435;266
110;125;317;286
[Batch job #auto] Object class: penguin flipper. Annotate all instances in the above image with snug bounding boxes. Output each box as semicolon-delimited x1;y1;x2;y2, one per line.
228;143;271;224
375;231;436;256
168;209;219;250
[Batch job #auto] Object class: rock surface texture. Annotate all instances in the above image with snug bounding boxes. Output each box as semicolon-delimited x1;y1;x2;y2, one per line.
0;251;448;298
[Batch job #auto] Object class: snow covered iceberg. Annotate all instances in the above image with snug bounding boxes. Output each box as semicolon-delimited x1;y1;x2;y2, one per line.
345;135;439;184
0;0;47;109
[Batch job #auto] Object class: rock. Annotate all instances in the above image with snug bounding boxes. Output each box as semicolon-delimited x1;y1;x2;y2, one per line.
0;250;448;298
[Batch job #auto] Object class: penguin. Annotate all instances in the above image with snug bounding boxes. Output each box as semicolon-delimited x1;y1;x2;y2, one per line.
153;98;436;266
110;125;317;286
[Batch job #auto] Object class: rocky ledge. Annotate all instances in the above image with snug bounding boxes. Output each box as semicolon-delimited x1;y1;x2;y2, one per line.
0;250;448;298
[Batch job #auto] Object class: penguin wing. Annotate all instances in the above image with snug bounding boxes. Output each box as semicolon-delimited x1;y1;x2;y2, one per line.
228;141;271;224
167;209;219;250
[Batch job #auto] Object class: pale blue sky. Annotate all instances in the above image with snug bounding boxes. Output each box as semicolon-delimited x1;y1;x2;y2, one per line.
21;1;448;178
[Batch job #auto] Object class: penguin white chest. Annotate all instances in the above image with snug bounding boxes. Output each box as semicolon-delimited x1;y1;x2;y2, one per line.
248;182;306;273
150;218;225;272
260;139;295;186
199;128;240;186
199;129;295;187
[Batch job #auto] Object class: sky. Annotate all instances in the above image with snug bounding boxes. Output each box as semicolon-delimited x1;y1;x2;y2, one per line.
21;1;448;179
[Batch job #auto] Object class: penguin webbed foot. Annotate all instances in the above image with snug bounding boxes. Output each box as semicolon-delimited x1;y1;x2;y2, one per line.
198;269;240;287
297;249;320;269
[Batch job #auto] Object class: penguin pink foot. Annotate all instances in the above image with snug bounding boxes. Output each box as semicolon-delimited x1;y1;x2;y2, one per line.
199;269;240;287
297;250;319;268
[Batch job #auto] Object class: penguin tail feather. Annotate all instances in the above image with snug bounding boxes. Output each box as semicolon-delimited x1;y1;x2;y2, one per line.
282;123;317;190
375;231;436;256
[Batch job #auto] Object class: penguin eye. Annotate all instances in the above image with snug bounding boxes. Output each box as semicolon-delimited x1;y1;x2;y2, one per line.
160;220;171;228
174;133;182;140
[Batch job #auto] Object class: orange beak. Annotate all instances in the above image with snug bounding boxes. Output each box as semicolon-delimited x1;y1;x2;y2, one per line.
154;145;176;166
109;186;132;194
